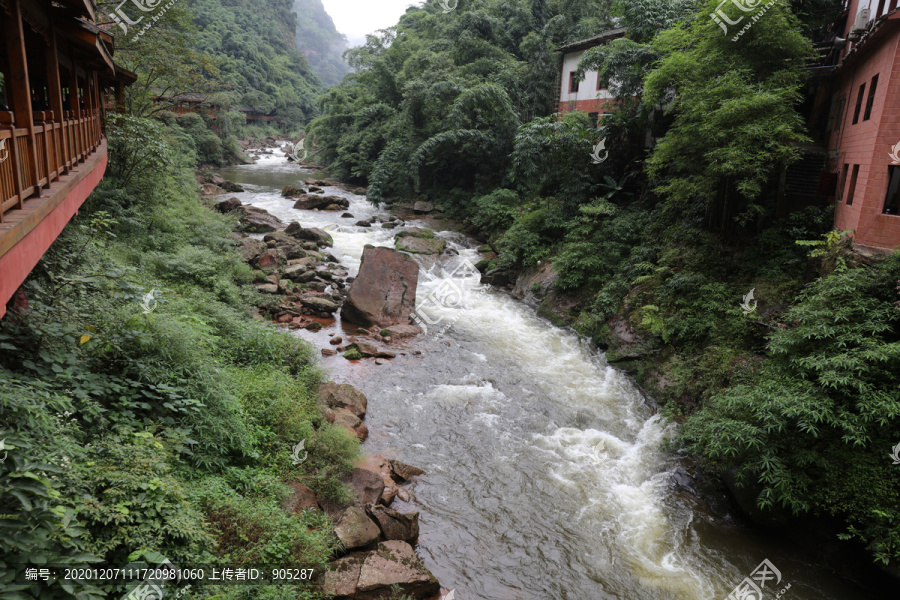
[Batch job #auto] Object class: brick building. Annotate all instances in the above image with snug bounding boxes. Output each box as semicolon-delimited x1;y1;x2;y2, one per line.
828;0;900;250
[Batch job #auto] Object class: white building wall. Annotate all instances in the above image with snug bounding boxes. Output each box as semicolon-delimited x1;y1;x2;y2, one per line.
559;50;615;104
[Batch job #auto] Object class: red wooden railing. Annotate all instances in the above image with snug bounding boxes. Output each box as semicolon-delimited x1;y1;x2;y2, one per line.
0;109;102;223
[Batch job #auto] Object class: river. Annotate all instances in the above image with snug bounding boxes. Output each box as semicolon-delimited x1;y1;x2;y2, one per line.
217;150;882;600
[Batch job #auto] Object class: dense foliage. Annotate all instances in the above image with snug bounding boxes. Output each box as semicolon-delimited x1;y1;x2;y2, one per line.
307;0;900;569
0;116;357;599
104;0;324;136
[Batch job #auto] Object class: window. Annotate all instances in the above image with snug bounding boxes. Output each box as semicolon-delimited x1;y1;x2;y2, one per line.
885;166;900;214
837;163;849;202
597;73;603;91
864;74;879;120
852;83;866;124
846;164;860;205
569;72;579;93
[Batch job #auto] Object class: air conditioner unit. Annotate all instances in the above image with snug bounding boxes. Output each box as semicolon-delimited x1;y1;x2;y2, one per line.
849;8;870;39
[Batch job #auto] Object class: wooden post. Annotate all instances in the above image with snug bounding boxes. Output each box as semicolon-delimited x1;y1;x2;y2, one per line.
0;111;24;222
92;71;100;146
4;0;41;202
46;1;68;175
115;82;125;113
69;64;83;161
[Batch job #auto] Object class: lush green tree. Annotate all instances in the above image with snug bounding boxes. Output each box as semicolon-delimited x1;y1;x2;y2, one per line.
681;253;900;563
643;0;815;234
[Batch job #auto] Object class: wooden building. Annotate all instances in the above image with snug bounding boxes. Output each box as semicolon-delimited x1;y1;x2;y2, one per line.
0;0;134;318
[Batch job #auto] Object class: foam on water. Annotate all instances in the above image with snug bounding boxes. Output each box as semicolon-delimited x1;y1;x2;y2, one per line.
213;151;877;600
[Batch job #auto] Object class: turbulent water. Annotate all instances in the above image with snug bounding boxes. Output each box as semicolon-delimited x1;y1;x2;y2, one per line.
217;151;876;600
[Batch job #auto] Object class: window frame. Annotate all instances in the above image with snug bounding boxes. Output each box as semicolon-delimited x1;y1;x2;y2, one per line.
864;74;879;121
852;83;866;125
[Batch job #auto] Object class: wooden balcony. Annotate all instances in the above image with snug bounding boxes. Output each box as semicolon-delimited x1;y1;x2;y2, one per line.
0;0;134;318
1;109;103;220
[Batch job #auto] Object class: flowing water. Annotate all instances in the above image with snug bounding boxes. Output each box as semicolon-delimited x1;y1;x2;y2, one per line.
217;151;882;600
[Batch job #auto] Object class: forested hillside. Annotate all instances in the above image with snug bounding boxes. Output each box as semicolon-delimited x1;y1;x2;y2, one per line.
110;0;321;125
293;0;350;86
309;0;900;568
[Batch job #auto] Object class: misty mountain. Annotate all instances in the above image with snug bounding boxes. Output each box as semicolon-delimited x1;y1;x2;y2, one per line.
293;0;350;87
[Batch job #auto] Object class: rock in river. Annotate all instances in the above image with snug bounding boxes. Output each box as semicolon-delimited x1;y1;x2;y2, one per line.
355;541;440;600
341;246;418;327
292;194;349;210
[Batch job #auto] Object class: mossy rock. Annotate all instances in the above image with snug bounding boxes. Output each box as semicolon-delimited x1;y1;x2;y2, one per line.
343;348;363;360
252;270;269;283
305;321;323;331
395;227;435;239
395;236;445;255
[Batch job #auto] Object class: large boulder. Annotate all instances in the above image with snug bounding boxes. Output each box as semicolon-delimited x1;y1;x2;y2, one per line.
355;541;441;600
396;236;446;255
341;246;419;327
283;482;319;515
413;201;434;214
215;197;241;213
319;555;365;600
382;324;423;339
395;228;445;255
389;460;425;482
319;382;368;418
356;454;400;505
292;194;350;211
299;295;341;314
285;222;333;247
334;507;381;551
201;183;223;196
236;238;266;262
350;467;385;507
367;505;419;542
282;185;305;197
236;205;282;233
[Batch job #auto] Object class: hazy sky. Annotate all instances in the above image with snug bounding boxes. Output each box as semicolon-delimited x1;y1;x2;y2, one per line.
322;0;421;47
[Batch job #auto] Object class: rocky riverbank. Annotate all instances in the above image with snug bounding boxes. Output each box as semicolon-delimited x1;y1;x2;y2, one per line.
200;167;459;599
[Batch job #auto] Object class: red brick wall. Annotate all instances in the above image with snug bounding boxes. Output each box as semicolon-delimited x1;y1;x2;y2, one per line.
830;31;900;250
557;98;614;115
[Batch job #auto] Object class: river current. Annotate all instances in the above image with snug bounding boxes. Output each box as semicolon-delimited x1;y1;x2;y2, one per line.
217;150;881;600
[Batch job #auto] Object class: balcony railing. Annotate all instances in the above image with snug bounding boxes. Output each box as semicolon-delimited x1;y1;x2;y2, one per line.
0;108;103;223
